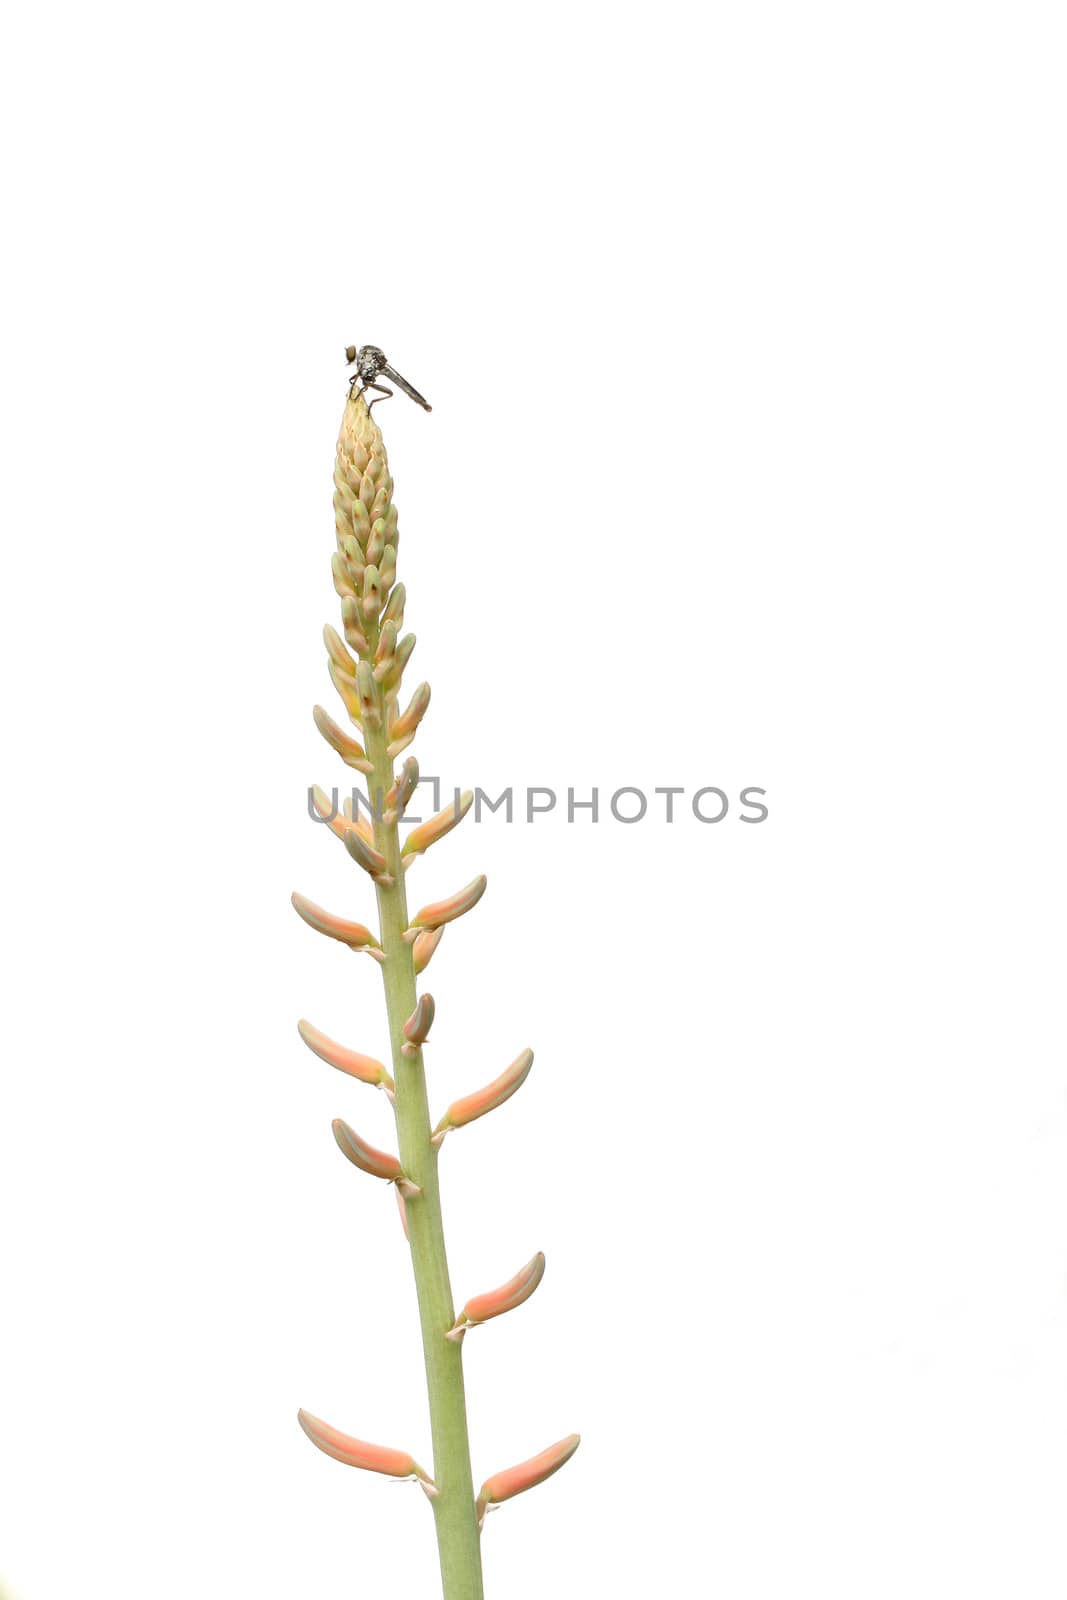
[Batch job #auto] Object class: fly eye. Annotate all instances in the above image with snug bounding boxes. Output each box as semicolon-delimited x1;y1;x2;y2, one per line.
344;345;357;363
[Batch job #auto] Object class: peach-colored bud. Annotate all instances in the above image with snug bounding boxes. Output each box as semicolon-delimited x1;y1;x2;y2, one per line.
296;1020;393;1093
347;489;371;538
402;992;435;1048
391;680;430;741
396;757;420;812
366;520;386;567
402;790;474;859
337;531;363;573
340;596;368;654
309;785;348;842
340;797;375;845
362;563;382;619
412;926;445;974
380;545;397;594
386;729;416;760
312;705;372;773
382;581;406;629
379;632;416;691
355;661;379;728
410;874;487;932
328;659;363;724
331;1118;406;1185
476;1434;580;1526
323;624;357;678
331;552;356;600
374;619;398;667
297;1409;429;1485
343;825;388;880
458;1252;546;1333
307;788;376;851
433;1048;533;1141
291;892;379;951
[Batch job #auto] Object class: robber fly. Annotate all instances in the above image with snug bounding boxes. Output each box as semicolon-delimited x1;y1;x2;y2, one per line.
345;345;432;412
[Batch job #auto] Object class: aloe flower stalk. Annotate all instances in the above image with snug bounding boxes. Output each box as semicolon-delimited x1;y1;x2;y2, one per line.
294;389;579;1598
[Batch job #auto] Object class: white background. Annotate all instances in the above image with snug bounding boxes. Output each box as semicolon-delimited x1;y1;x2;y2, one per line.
1;4;1065;1597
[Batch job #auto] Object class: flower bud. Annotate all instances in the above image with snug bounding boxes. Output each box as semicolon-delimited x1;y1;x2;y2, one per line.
412;926;444;975
332;1118;418;1195
340;596;368;654
448;1253;545;1339
387;730;416;760
366;518;386;567
410;875;487;933
296;1020;393;1092
328;660;362;724
396;757;420;812
382;581;406;629
402;993;435;1051
362;563;382;619
331;552;356;600
476;1434;580;1527
379;632;415;690
312;706;371;773
402;791;473;860
433;1049;533;1142
391;681;430;742
291;892;379;951
323;624;357;678
342;824;389;881
355;661;379;727
297;1410;431;1487
308;785;347;841
374;619;397;667
380;544;397;592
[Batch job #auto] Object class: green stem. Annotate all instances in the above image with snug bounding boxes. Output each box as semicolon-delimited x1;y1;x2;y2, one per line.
363;662;485;1600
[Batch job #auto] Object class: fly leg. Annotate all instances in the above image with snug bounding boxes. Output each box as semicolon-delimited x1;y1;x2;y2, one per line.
362;381;394;412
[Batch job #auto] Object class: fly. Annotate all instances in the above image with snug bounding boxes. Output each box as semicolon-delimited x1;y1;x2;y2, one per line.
345;345;432;412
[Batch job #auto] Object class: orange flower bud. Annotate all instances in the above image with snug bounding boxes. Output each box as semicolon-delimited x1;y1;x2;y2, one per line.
297;1410;430;1487
355;661;379;728
331;1119;420;1197
312;705;371;773
362;563;382;619
448;1252;545;1339
323;623;357;678
308;785;347;842
296;1020;393;1093
328;659;363;724
402;791;474;859
433;1049;533;1142
340;596;367;654
342;824;389;881
374;619;398;667
387;729;416;761
476;1434;580;1527
291;892;379;951
402;992;435;1048
379;632;415;691
409;874;487;933
392;756;420;813
308;788;376;852
412;926;444;974
340;796;375;845
330;552;356;600
391;680;430;741
382;581;406;629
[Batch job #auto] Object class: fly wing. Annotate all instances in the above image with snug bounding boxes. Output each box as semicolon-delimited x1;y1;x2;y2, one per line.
381;363;432;411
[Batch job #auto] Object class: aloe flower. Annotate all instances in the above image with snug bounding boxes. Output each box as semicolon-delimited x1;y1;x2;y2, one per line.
293;389;578;1598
